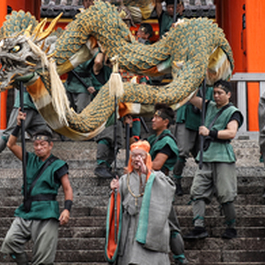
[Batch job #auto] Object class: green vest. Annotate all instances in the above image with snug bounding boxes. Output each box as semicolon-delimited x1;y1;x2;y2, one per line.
15;152;67;220
64;60;93;94
132;117;141;138
159;11;173;38
148;129;179;171
90;65;112;100
14;91;36;110
196;101;243;163
159;11;184;38
176;86;214;130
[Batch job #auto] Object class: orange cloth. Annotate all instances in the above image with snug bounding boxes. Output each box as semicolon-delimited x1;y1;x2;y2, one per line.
127;140;152;178
131;140;150;153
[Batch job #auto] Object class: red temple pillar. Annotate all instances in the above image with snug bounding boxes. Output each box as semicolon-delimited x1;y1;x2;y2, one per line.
215;0;265;131
0;0;7;130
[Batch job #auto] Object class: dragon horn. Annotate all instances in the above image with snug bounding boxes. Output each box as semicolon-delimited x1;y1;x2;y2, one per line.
40;40;45;50
35;13;63;42
44;44;51;54
24;24;33;37
47;52;56;59
32;18;47;41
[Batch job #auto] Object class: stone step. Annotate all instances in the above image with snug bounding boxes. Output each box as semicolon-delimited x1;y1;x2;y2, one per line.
0;224;264;238
1;259;265;264
1;248;265;263
1;259;107;265
0;155;264;171
1;204;265;218
0;226;105;238
1;212;265;225
0;237;264;251
0;193;264;207
54;263;265;265
185;250;265;263
2;263;264;265
0;139;264;264
188;263;265;265
0;139;263;168
0;250;106;263
1;172;265;196
181;226;265;238
1;216;265;237
1;214;265;230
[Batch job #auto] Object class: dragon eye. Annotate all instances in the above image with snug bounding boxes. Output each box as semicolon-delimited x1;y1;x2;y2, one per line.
11;45;21;53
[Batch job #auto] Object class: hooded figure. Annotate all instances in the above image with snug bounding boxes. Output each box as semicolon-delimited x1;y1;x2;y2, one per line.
105;140;176;265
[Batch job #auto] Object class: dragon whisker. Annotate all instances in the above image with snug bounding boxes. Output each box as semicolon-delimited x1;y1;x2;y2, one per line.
26;60;37;66
44;45;51;54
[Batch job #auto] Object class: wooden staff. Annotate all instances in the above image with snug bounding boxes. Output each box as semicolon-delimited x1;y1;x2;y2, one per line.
199;79;206;169
19;83;27;204
173;0;179;23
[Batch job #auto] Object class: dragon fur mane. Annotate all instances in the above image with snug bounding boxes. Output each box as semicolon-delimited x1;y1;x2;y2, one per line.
0;1;234;140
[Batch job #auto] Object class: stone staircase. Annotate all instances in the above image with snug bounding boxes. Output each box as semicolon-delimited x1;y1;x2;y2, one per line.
0;139;265;264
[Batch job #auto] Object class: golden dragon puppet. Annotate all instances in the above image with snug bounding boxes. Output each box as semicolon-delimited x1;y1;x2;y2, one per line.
0;0;233;140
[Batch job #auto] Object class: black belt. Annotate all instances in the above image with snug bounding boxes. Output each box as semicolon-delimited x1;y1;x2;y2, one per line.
161;167;169;176
203;137;230;151
67;71;91;85
213;139;231;144
29;194;57;201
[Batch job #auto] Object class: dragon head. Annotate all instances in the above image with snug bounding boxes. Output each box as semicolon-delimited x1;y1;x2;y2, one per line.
0;35;44;90
0;11;62;91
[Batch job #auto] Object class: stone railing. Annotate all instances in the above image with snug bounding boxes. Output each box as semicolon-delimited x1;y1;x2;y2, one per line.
230;72;265;140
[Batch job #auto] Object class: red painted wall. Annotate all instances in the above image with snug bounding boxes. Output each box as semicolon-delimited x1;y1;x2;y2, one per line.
216;0;265;131
7;0;26;13
215;0;246;72
7;0;41;19
245;0;265;131
245;1;265;72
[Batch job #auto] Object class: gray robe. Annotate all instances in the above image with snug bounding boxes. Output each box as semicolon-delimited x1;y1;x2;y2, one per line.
116;170;175;265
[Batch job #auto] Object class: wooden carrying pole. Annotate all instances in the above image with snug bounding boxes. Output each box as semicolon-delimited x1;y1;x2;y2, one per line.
20;83;28;204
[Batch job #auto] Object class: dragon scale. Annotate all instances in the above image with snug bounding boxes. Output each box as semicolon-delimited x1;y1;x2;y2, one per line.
0;1;234;140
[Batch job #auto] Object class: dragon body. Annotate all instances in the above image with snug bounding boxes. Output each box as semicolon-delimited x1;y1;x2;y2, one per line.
0;1;233;140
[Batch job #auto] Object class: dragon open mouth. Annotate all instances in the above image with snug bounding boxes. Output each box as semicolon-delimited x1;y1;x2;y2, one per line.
0;58;25;74
0;53;39;90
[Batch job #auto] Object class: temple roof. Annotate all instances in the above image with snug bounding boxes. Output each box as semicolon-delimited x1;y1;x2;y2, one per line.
41;0;215;19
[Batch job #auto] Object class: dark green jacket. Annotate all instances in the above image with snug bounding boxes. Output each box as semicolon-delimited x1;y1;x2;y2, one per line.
15;152;67;220
158;11;184;38
148;129;179;171
196;101;243;163
64;60;93;94
176;86;214;131
14;91;36;110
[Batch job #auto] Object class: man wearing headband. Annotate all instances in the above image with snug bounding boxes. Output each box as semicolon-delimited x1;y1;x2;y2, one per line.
1;110;73;265
148;103;179;175
124;103;179;175
137;23;153;45
184;79;244;240
156;0;184;38
107;140;176;264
